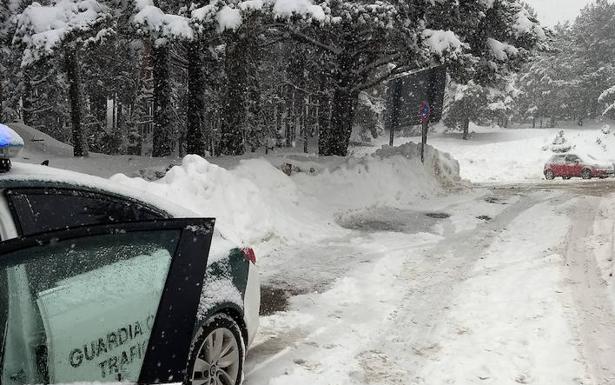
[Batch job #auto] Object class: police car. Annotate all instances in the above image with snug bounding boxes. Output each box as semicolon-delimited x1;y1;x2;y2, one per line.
0;125;260;385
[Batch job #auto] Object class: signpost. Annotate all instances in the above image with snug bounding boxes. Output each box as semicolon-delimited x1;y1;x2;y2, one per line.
385;65;447;163
419;101;431;163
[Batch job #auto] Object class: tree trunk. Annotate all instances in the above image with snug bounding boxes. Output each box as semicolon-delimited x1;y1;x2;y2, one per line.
323;52;355;156
186;40;206;156
532;117;536;128
327;87;356;156
219;37;247;155
317;75;330;155
22;68;33;126
303;95;309;153
152;44;173;157
462;117;470;140
64;46;88;157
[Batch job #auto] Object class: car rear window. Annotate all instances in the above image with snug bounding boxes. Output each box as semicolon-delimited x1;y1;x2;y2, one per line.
5;188;166;236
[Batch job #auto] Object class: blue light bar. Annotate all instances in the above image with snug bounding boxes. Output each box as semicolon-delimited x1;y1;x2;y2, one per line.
0;123;24;159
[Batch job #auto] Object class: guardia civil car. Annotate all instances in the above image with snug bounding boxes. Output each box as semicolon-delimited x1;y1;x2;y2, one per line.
0;126;260;385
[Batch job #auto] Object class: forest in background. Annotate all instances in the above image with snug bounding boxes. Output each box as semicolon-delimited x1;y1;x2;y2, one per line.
515;0;615;129
0;0;543;157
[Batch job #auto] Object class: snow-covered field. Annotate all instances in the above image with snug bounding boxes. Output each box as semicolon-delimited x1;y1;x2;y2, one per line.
411;122;615;184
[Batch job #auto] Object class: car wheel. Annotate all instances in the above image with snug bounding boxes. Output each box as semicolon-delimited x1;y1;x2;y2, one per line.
545;169;555;180
581;169;592;179
188;313;244;385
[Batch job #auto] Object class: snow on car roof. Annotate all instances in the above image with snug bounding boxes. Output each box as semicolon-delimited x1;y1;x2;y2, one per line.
0;162;196;218
0;162;238;261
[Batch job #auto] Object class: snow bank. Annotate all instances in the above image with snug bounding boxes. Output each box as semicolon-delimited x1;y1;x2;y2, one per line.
111;155;339;249
111;145;462;249
9;122;72;157
374;142;461;188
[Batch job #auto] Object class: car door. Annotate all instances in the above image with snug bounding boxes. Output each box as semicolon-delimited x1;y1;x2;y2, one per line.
550;156;564;176
565;155;582;176
4;187;168;236
0;218;214;385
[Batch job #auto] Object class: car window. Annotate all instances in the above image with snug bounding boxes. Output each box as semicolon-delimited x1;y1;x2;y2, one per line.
5;188;165;236
0;229;180;385
565;155;580;163
550;155;565;163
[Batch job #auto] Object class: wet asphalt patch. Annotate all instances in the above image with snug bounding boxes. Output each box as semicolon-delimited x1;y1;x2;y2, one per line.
337;207;450;234
484;196;508;204
260;284;309;315
425;212;451;219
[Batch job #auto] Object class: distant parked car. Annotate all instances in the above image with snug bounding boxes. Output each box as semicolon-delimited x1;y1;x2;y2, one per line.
544;153;614;180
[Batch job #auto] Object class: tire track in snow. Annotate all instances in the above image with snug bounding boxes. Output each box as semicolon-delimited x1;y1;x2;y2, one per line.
561;197;615;385
358;190;554;384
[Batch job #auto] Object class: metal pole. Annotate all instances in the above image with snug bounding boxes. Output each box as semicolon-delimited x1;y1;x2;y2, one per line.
421;121;428;163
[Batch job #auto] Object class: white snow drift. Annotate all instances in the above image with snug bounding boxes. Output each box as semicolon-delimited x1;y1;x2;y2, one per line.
111;143;461;249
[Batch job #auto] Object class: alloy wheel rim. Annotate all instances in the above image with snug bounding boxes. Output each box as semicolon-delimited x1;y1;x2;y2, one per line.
191;327;240;385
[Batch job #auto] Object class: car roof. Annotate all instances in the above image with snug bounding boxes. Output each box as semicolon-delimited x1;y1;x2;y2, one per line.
0;162;196;219
0;163;237;261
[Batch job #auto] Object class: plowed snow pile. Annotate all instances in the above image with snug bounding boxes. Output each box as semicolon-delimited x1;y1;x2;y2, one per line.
111;143;461;249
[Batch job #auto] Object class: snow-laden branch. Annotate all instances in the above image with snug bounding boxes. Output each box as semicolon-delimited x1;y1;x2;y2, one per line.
14;0;110;66
191;0;327;34
513;7;545;40
487;38;519;61
132;0;193;42
422;29;466;58
599;85;615;103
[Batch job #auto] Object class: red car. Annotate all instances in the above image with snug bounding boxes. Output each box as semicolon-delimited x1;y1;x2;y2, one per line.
544;153;614;180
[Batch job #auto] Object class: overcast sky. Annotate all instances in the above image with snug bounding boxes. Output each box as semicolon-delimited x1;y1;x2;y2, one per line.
528;0;595;26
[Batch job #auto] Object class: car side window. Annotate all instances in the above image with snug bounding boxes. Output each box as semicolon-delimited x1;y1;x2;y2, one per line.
565;155;580;163
5;188;165;236
0;229;180;385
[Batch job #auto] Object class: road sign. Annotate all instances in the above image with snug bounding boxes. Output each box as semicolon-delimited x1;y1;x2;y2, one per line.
419;101;431;124
384;65;447;130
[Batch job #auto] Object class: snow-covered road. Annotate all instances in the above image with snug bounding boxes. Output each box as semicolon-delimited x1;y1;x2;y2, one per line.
245;182;615;385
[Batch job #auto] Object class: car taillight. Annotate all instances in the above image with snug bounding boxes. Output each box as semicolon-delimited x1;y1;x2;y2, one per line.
242;247;256;264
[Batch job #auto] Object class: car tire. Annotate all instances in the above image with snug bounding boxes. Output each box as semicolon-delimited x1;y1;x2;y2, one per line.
187;313;245;385
545;170;555;180
581;169;592;180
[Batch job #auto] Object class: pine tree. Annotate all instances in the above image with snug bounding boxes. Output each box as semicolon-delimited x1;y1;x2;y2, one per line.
440;0;544;136
14;0;113;156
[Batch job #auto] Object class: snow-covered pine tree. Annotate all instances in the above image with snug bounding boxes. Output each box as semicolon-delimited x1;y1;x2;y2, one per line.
132;0;193;156
14;0;113;156
438;0;544;138
269;0;429;156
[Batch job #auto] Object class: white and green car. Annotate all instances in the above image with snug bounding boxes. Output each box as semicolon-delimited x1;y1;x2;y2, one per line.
0;163;260;385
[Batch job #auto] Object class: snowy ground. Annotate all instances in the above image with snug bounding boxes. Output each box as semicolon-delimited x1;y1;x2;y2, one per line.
245;183;615;385
7;122;615;384
412;122;615;184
